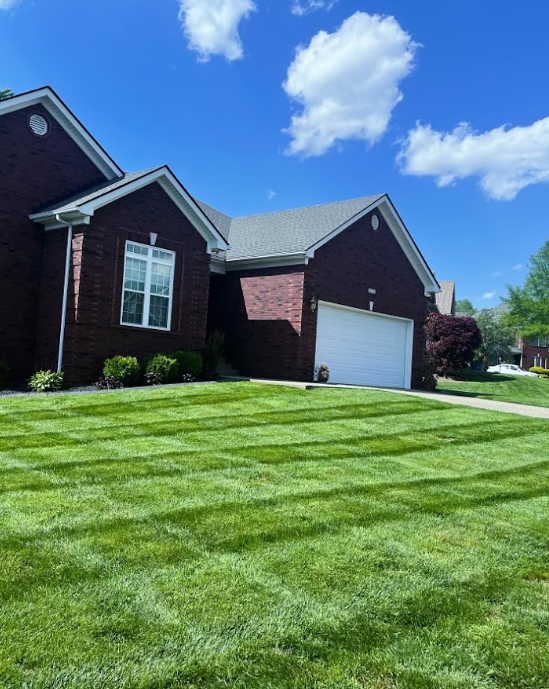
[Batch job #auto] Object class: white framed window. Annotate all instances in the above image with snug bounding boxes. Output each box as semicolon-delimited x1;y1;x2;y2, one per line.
530;355;547;368
121;241;175;330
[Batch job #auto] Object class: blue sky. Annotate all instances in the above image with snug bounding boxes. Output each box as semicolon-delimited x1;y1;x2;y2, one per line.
2;0;548;305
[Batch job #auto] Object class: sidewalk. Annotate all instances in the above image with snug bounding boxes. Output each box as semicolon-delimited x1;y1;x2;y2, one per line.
223;377;549;420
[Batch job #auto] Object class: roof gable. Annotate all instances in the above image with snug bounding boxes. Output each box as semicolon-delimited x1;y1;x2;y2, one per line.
0;87;122;180
30;166;229;252
198;194;439;294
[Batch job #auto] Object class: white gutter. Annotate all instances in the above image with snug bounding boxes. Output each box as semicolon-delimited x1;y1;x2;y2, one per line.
55;214;73;374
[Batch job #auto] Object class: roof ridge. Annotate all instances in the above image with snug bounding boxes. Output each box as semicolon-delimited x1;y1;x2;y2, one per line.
233;194;385;220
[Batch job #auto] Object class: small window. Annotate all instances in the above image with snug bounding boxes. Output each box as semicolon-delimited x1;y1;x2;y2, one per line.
29;113;49;136
121;241;174;330
529;336;547;348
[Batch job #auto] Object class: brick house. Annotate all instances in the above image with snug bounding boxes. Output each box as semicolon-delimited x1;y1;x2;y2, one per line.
0;87;440;389
520;336;548;370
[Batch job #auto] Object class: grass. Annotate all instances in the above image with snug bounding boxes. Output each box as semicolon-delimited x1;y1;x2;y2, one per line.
1;382;549;689
437;370;549;408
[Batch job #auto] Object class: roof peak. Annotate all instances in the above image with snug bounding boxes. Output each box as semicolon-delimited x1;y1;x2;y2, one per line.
234;194;385;221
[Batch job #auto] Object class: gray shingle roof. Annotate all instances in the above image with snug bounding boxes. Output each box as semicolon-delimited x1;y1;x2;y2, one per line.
198;195;384;261
37;168;162;214
435;281;456;315
195;200;232;243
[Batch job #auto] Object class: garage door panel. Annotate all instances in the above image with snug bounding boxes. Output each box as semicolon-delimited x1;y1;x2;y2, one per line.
315;303;411;389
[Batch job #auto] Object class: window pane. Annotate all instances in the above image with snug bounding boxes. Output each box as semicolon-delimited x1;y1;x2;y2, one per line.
124;257;146;292
127;243;149;256
152;248;174;263
148;295;169;328
122;291;144;324
150;262;171;296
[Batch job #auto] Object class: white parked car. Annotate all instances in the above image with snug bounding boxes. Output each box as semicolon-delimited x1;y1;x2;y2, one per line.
486;364;539;377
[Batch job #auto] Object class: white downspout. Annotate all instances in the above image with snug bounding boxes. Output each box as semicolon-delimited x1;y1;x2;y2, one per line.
55;214;73;374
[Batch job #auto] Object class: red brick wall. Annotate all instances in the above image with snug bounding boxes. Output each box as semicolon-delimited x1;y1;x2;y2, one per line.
210;209;429;386
303;210;429;387
521;342;549;369
0;103;107;379
57;183;211;382
208;267;306;379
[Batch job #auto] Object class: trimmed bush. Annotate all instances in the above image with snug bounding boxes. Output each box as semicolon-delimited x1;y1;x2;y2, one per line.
171;350;203;378
529;366;549;378
202;331;225;378
0;362;8;389
103;356;141;387
144;354;179;385
29;370;64;392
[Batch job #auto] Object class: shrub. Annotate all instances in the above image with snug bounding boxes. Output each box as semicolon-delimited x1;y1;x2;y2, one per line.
95;375;124;390
29;370;64;392
0;362;8;389
144;353;179;385
171;350;203;378
529;366;549;378
426;313;482;376
103;356;141;387
202;331;225;378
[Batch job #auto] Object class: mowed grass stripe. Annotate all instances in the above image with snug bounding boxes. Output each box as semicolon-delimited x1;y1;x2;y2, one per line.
0;382;548;689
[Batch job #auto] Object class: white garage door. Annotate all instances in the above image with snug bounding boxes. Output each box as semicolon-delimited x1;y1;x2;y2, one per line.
315;302;413;389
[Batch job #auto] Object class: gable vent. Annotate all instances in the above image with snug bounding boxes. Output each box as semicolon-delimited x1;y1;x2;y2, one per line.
29;114;49;136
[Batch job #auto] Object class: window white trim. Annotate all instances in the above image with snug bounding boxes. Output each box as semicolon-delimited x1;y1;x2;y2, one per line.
530;355;547;369
120;241;175;331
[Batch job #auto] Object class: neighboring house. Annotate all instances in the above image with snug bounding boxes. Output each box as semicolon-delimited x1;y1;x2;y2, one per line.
434;281;456;315
520;335;548;369
0;87;440;389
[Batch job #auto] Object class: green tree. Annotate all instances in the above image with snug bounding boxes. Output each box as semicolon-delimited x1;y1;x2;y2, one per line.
475;310;516;366
503;240;549;339
456;298;475;316
0;88;15;101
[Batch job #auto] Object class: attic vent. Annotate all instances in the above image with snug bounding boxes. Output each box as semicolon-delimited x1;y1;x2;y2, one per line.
29;114;49;136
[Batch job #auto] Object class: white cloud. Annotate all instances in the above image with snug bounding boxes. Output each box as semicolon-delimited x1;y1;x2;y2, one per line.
266;189;276;200
291;0;338;16
178;0;256;62
481;292;496;300
398;117;549;200
0;0;21;8
282;12;418;157
491;271;502;277
512;263;524;271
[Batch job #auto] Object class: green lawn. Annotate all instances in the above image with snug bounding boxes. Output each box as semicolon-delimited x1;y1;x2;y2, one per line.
1;382;549;689
437;370;549;408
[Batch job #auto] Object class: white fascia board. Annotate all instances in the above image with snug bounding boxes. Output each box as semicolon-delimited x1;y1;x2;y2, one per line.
210;258;226;275
30;167;230;252
0;88;122;180
31;210;91;229
380;196;440;295
157;170;230;251
307;195;439;295
225;252;308;271
79;167;229;252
